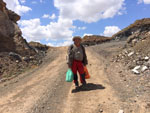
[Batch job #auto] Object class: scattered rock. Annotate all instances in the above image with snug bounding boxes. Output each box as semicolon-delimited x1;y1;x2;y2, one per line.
99;109;103;113
132;66;140;74
16;60;19;63
141;66;148;72
22;56;29;62
9;52;22;61
118;110;124;113
128;51;134;57
145;56;149;61
29;56;35;60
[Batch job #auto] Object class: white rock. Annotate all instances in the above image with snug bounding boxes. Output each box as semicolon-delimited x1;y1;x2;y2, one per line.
16;60;19;63
128;52;134;57
132;69;140;74
123;50;128;54
141;66;148;72
145;56;149;60
134;66;141;70
118;110;124;113
132;66;141;74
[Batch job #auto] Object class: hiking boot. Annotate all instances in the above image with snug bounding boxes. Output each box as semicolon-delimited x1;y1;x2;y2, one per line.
82;80;87;86
75;81;79;87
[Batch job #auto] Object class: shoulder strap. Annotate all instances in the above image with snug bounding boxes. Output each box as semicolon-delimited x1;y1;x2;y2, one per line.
81;44;85;52
70;44;73;50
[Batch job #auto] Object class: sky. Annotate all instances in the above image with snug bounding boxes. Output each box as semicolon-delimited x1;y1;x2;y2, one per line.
3;0;150;46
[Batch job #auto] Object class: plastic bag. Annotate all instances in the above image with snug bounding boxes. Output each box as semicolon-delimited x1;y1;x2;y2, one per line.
84;66;90;79
66;69;74;82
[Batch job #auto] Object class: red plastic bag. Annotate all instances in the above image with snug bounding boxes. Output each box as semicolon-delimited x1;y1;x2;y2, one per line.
84;66;90;79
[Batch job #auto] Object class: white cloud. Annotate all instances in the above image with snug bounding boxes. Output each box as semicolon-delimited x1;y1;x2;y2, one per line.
42;13;56;20
47;43;55;47
138;0;150;4
78;27;87;30
103;26;121;37
83;33;93;37
50;14;56;19
16;0;126;46
54;0;125;23
18;18;74;42
20;0;26;3
3;0;31;15
47;40;72;47
42;14;50;18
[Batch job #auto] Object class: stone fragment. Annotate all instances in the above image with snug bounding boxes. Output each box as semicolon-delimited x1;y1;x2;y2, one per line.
118;110;124;113
9;52;22;61
132;66;141;74
134;66;141;70
145;56;149;61
99;109;103;112
141;66;148;72
128;52;134;57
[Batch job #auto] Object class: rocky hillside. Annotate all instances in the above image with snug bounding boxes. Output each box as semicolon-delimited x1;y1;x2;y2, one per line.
112;18;150;41
0;0;49;81
82;35;112;46
29;41;49;51
113;18;150;75
0;0;35;55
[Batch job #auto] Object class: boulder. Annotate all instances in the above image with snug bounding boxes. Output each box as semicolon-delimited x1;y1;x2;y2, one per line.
9;52;22;61
0;0;35;56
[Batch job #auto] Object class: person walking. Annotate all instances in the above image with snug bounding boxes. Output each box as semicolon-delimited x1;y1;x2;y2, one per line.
67;36;88;88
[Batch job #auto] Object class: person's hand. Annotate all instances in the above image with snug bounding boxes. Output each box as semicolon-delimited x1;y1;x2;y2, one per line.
83;63;87;66
68;65;72;68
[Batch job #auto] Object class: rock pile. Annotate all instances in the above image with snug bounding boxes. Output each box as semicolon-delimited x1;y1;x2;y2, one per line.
112;18;150;75
114;49;150;75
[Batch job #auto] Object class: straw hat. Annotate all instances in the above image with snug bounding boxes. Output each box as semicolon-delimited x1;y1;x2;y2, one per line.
72;36;82;41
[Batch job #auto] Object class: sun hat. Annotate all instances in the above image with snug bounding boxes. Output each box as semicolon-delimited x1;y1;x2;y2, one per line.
72;36;82;41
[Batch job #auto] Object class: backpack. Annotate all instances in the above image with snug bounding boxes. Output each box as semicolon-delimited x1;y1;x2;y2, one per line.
70;44;85;53
67;44;87;66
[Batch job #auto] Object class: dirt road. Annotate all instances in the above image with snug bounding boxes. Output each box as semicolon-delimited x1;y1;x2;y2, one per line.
0;41;139;113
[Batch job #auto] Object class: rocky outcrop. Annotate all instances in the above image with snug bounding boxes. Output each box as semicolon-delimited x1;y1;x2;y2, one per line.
112;18;150;75
0;0;49;80
29;42;49;51
0;0;35;56
82;35;112;46
112;18;150;41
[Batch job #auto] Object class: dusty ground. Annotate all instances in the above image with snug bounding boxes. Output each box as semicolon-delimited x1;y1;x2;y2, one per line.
0;41;150;113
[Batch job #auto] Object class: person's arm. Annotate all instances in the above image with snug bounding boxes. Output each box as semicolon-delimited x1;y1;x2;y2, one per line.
82;46;88;66
67;45;73;68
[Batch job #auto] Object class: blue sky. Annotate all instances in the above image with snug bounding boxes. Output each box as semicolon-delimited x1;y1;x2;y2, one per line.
3;0;150;46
